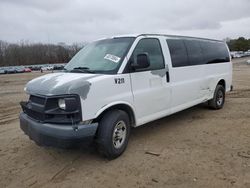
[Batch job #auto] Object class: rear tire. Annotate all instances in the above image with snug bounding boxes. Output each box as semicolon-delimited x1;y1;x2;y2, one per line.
208;84;225;110
96;110;130;159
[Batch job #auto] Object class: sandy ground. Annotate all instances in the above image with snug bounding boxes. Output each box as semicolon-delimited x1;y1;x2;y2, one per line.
0;58;250;188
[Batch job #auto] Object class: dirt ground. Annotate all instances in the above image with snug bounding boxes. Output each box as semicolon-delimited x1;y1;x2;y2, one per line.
0;58;250;188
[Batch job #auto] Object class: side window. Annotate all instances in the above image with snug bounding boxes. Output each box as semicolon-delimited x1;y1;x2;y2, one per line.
184;40;204;65
167;39;189;67
200;41;230;64
132;38;165;71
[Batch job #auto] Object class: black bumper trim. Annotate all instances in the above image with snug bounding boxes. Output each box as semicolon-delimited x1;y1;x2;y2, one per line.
20;112;98;148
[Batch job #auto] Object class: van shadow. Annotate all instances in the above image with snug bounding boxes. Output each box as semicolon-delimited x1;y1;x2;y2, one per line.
28;103;210;161
130;103;209;137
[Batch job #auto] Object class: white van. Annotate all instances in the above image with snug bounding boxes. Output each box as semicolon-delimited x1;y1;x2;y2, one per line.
20;34;232;159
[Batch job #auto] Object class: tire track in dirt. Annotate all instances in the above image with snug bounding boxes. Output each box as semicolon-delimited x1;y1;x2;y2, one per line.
0;106;20;114
227;89;250;98
0;106;20;125
0;79;30;86
0;91;21;97
49;155;82;183
0;127;17;134
0;112;19;119
0;117;19;126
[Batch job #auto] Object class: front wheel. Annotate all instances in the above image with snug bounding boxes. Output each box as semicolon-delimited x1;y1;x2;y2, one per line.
208;84;225;110
96;110;130;159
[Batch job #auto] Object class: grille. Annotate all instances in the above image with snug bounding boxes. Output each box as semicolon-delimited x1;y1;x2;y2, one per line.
20;95;82;124
20;101;45;122
30;95;45;105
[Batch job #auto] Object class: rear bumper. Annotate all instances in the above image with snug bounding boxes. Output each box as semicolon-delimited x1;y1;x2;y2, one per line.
19;112;98;148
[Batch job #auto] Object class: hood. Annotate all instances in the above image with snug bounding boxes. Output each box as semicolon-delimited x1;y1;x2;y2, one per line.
26;72;100;99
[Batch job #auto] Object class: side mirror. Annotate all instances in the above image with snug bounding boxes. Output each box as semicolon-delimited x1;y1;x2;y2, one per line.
131;53;150;69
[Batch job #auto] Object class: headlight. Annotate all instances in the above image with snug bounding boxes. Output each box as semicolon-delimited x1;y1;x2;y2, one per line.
58;98;66;110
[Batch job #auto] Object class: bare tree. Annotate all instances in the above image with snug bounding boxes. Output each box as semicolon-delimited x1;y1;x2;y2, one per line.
0;41;84;67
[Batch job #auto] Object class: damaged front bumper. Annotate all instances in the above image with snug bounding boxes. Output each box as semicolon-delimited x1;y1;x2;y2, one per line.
19;112;98;148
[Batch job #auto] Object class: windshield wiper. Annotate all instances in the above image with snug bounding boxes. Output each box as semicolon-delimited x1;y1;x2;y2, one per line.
70;67;95;73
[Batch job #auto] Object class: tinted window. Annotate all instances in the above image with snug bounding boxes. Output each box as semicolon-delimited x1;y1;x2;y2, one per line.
132;38;165;71
184;40;203;65
167;39;189;67
200;41;230;64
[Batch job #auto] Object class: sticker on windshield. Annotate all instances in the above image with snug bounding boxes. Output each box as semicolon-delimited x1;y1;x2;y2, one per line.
104;54;121;63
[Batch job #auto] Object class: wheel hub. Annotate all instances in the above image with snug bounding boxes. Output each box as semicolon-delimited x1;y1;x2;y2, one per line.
217;90;224;106
112;121;127;149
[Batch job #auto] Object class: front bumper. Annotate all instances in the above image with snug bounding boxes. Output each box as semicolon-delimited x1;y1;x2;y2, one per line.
20;112;98;148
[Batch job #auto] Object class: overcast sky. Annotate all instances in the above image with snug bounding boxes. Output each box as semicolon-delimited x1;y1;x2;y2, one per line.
0;0;250;44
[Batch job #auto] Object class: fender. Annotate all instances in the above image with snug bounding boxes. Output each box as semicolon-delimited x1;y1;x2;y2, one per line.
208;77;226;99
94;101;137;126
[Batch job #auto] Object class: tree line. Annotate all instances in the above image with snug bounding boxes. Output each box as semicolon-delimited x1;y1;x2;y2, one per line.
227;37;250;52
0;40;83;67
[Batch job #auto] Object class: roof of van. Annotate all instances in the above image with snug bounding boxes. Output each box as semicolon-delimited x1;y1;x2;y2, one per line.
112;33;223;42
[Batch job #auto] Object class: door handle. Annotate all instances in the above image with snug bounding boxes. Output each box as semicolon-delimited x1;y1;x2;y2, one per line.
166;71;170;83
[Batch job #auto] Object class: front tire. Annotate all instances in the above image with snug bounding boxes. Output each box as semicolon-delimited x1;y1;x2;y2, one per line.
208;84;225;110
96;110;130;159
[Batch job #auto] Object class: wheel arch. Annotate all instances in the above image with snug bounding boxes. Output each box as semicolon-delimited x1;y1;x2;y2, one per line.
94;102;136;127
217;79;226;89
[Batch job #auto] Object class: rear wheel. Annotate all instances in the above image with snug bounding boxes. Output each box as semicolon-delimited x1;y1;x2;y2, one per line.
208;84;225;109
96;110;130;159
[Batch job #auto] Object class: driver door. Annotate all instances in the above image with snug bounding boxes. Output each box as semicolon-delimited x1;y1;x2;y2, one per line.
129;38;171;125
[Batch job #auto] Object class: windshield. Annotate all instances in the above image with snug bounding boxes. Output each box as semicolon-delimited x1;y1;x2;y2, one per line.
64;37;135;74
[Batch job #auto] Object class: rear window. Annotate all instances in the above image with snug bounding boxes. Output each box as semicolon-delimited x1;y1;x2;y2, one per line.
200;41;230;64
167;38;230;68
167;39;189;67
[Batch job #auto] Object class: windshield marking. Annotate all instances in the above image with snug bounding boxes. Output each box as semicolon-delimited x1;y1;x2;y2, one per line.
104;54;121;63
